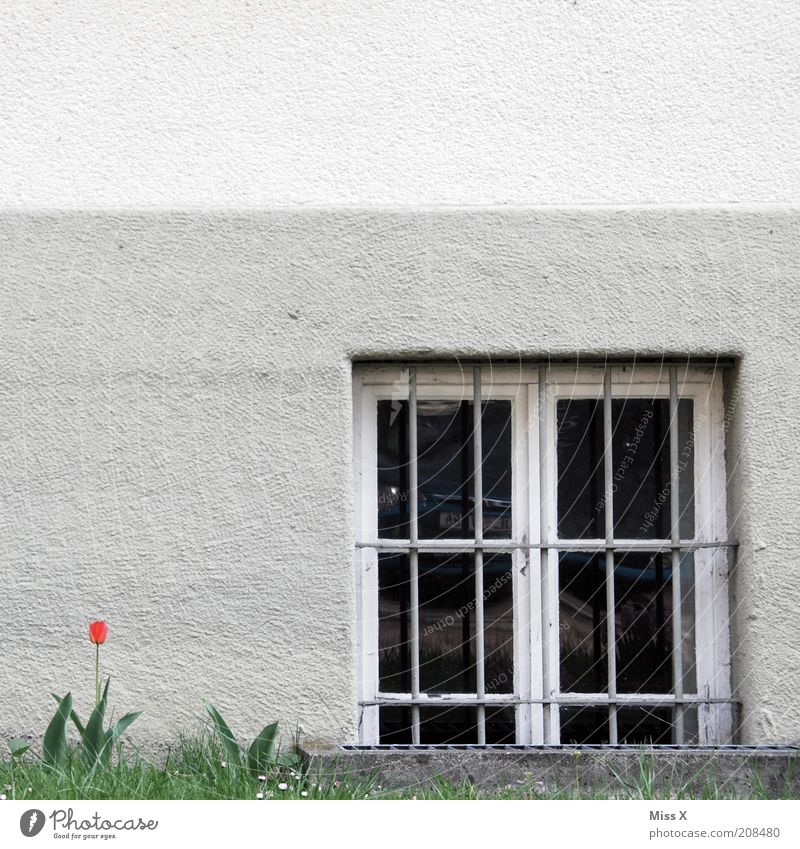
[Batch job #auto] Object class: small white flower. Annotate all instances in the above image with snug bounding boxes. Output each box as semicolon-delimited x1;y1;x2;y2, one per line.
278;782;288;791
220;761;227;769
411;795;417;800
0;795;6;801
258;775;266;782
256;792;264;799
301;791;308;797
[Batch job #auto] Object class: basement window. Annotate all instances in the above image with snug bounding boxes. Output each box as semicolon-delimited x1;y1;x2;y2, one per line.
354;363;734;745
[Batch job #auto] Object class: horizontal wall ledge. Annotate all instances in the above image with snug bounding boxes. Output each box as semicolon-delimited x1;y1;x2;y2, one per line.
302;745;800;797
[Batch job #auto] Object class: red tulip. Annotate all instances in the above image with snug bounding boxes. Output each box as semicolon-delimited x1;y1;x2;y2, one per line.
89;621;108;705
89;620;109;645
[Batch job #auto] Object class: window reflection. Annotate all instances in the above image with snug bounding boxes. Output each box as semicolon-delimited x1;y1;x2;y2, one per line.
378;553;514;697
556;398;694;540
377;400;512;539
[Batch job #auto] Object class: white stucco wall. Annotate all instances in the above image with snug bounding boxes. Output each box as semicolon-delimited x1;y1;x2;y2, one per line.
1;1;799;207
1;208;798;745
1;3;798;747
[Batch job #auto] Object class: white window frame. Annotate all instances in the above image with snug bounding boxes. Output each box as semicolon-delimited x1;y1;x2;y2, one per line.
353;362;733;746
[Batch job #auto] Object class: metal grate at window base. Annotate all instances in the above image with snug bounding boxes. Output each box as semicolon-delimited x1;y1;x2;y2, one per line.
340;744;800;753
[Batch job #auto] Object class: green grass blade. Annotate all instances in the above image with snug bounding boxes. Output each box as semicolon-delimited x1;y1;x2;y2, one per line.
204;704;242;767
43;692;72;769
247;721;278;775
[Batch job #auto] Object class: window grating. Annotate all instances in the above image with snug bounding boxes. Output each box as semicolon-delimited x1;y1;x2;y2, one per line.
340;744;796;753
356;362;737;746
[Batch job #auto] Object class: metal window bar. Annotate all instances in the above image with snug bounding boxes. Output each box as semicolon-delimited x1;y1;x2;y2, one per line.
538;365;553;741
408;367;421;744
357;541;736;552
670;366;685;744
603;367;618;744
358;540;736;552
473;367;486;743
362;695;736;707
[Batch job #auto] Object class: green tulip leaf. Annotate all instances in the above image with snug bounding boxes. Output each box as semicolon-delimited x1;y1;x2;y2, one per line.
43;692;72;769
106;712;141;746
51;692;85;736
82;689;109;767
276;752;301;769
247;721;279;776
8;738;29;758
205;703;242;767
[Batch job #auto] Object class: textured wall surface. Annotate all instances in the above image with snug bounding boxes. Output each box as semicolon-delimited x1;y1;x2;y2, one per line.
1;1;799;207
1;208;798;745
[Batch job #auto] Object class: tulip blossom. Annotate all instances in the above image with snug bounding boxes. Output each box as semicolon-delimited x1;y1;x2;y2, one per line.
88;620;108;704
89;621;108;645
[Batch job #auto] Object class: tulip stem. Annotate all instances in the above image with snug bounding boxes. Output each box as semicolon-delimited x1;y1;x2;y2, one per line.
95;643;100;706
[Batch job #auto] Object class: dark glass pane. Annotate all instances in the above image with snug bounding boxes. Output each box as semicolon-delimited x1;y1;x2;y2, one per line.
560;706;609;744
679;554;697;695
380;554;513;696
557;400;604;538
612;398;694;539
560;551;695;697
614;551;672;694
417;400;473;539
479;402;513;538
556;397;695;540
559;706;693;745
378;554;411;693
420;706;477;743
484;554;514;694
682;706;699;744
559;552;608;693
378;706;516;744
417;400;512;539
419;554;476;693
615;551;696;695
377;400;411;539
676;400;695;540
379;706;412;743
617;707;672;743
377;399;512;540
486;707;517;743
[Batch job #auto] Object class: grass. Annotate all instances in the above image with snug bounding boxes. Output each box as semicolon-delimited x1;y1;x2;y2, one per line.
0;735;789;800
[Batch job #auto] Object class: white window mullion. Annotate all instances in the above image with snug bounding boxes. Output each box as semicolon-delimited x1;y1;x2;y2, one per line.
358;547;380;743
695;370;734;743
355;377;380;743
525;380;542;743
539;365;561;743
